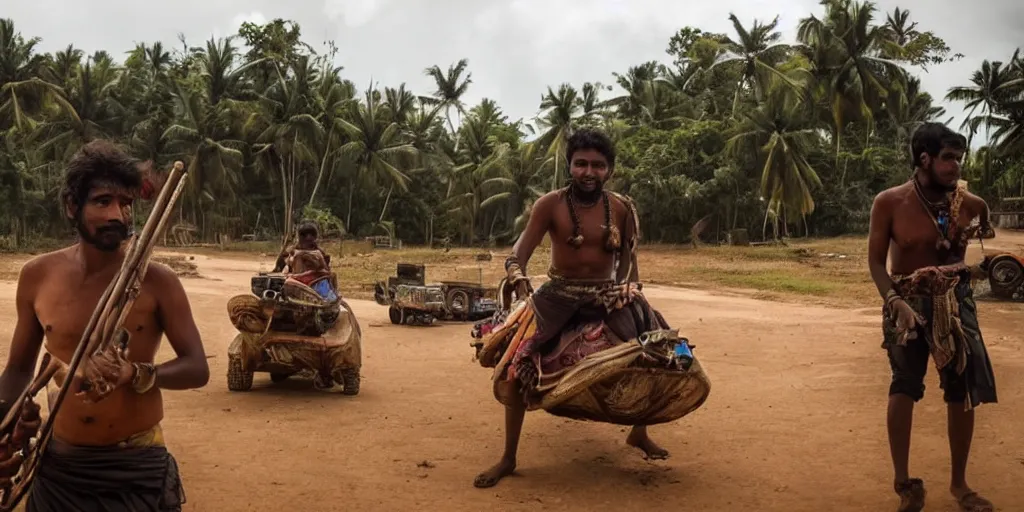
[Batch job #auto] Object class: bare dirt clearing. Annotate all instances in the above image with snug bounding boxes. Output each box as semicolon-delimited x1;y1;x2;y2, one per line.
0;233;1022;511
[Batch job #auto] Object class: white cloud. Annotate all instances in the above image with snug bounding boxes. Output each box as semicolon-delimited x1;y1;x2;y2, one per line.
231;11;268;29
323;0;383;28
209;11;268;40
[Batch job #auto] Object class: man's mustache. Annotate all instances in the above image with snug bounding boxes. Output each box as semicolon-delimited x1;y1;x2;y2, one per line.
95;222;129;236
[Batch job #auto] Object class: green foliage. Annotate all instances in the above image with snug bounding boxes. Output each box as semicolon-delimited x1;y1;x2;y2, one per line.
0;5;1021;250
300;204;345;237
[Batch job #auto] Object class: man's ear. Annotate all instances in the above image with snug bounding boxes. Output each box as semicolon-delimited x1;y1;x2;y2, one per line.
64;198;77;221
919;152;931;168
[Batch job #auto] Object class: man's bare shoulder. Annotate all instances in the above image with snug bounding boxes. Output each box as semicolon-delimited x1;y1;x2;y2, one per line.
145;261;181;288
12;248;74;303
537;189;564;202
19;247;74;280
873;182;911;208
962;190;989;211
606;190;637;211
533;189;564;211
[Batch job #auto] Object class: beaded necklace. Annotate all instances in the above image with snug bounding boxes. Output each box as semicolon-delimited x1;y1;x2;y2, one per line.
911;174;963;255
564;185;620;252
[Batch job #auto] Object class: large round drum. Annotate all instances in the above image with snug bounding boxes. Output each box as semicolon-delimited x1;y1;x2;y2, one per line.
478;294;712;427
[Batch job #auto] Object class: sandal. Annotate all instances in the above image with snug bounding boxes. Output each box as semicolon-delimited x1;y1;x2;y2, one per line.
894;478;926;512
957;491;994;512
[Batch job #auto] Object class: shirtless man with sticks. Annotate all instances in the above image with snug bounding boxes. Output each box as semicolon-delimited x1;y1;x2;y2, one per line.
473;128;697;488
0;140;210;511
867;122;997;512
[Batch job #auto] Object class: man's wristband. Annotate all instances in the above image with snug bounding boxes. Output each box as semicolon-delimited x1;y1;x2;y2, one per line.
884;288;903;312
131;362;157;394
504;255;526;282
503;254;518;272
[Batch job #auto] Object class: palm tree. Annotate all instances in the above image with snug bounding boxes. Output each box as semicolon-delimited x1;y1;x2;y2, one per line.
308;58;356;206
249;56;325;241
726;77;823;237
0;19;78;132
35;52;125;161
383;83;417;126
162;81;246;233
534;83;588;190
423;59;472;141
945;59;1020;144
888;75;947;146
711;13;804;114
479;141;551;239
947;59;1024;190
797;0;906;160
336;85;418;232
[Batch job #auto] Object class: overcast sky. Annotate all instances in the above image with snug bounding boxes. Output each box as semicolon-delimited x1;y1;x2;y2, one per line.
7;0;1023;140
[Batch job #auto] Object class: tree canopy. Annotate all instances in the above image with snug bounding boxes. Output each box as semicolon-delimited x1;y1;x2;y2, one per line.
1;1;1021;249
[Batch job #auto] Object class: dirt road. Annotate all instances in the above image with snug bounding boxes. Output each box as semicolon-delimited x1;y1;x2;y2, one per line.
0;250;1021;512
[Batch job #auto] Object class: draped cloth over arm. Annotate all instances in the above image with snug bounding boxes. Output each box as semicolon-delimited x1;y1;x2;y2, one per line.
886;264;998;411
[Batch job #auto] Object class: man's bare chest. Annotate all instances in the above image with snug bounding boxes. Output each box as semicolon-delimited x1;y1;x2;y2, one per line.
891;197;977;252
551;200;625;242
34;275;161;356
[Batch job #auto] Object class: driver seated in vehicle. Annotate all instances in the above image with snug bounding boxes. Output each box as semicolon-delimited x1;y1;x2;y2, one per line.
273;220;338;301
274;219;332;272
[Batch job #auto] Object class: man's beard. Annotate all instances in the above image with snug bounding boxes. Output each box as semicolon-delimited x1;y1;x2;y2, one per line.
923;163;957;193
569;178;605;204
76;219;130;252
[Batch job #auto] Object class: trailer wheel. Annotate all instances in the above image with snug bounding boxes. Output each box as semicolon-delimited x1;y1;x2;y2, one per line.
989;255;1024;300
447;289;470;320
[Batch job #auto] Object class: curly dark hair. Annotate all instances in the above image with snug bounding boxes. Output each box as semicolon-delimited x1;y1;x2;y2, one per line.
565;128;616;171
296;219;320;237
61;139;142;220
910;122;966;169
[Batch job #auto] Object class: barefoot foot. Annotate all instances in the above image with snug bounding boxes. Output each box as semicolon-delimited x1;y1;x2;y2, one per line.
626;429;669;460
473;458;516;488
952;486;994;512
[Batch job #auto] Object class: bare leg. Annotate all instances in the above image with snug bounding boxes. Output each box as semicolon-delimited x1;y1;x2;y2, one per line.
626;425;669;460
947;401;993;511
888;394;914;484
888;394;925;511
474;402;525;488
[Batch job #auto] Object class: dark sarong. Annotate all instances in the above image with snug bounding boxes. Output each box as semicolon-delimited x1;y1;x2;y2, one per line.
25;436;185;512
883;265;998;410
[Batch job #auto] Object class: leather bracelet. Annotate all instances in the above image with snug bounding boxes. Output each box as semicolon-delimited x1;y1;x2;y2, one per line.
884;289;903;313
506;261;526;281
503;254;519;272
504;254;532;288
131;362;157;394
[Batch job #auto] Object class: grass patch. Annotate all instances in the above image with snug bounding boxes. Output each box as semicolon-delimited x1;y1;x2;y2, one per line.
0;234;881;308
636;237;875;306
695;267;838;295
